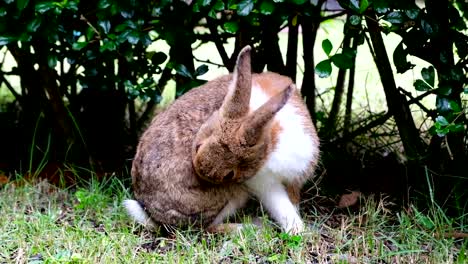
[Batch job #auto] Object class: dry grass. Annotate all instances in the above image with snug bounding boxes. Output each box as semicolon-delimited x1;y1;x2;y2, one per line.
0;176;466;264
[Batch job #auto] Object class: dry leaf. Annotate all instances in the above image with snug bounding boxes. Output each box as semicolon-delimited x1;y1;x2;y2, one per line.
338;191;362;208
0;174;8;185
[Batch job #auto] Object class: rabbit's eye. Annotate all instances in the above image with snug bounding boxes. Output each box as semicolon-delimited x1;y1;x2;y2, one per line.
224;171;235;180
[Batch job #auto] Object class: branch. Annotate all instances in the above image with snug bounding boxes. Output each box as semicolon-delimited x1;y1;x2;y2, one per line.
286;15;299;81
320;11;347;22
365;9;425;159
136;68;172;129
344;36;359;136
398;87;436;118
80;14;102;40
206;18;233;71
342;112;393;141
193;57;225;68
0;73;21;100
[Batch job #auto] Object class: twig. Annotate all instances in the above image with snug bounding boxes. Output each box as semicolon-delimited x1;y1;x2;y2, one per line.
398;87;436;118
80;14;102;40
343;112;393;141
0;73;21;100
320;11;347;22
207;18;232;71
193;57;225;68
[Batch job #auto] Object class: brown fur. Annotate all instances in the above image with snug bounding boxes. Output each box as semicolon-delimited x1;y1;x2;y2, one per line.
131;46;317;229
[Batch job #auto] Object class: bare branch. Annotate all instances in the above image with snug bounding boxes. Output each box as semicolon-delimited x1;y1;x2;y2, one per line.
398;87;436;118
207;18;233;71
0;73;21;100
320;11;347;22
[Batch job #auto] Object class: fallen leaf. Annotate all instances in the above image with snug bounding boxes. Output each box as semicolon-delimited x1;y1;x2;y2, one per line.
338;191;362;208
0;174;8;185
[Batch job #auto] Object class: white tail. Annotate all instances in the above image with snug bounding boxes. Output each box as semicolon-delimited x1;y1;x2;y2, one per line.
122;199;156;228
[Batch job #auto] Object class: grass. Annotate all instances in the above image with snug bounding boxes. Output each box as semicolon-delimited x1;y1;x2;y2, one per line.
0;175;466;263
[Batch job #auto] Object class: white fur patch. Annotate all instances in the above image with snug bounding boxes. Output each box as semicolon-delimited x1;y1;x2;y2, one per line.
122;199;156;228
246;173;304;233
246;83;318;233
249;83;318;182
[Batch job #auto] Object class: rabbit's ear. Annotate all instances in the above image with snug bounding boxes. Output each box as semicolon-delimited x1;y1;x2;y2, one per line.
220;46;252;119
240;85;293;145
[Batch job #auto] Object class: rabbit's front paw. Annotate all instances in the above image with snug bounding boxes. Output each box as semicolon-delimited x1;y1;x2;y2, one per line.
284;218;304;235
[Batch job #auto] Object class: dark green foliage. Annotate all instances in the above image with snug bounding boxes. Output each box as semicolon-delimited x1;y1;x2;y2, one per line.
318;0;467;212
0;0;466;211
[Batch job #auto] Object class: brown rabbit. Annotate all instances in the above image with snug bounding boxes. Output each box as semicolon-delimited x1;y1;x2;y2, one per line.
123;46;319;234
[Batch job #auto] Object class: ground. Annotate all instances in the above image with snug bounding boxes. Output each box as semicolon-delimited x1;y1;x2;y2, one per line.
0;177;465;263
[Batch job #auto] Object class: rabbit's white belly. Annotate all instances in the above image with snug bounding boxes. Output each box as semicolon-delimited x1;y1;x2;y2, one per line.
248;84;318;186
245;84;317;233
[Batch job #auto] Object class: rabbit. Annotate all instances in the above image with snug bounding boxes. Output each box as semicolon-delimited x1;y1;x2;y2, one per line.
123;46;320;234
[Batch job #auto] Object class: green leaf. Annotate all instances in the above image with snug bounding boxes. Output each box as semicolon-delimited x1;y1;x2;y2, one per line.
151;52;167;65
414;79;431;91
435;116;449;126
349;15;361;26
72;42;88;50
393;42;413;73
259;0;275;15
223;21;239;33
201;0;212;6
454;32;468;59
100;39;116;52
464;87;468;94
195;64;209;76
449;100;461;112
436;126;450;137
64;1;78;11
350;0;360;11
421;66;435;87
291;0;307;5
373;0;389;13
127;31;140;44
359;0;369;14
448;124;465;133
48;53;57;68
436;97;451;114
315;59;332;78
450;68;464;82
385;11;405;24
27;18;41;32
291;15;298;26
237;0;254;16
405;8;420;20
98;0;111;9
421;19;436;36
428;126;437;136
35;2;55;13
174;64;193;78
322;39;332;56
17;0;30;11
0;36;16;46
331;53;354;69
437;85;452;96
99;20;111;34
212;0;225;11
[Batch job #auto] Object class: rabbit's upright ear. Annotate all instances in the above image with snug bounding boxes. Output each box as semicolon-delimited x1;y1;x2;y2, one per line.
240;85;293;145
220;46;252;119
